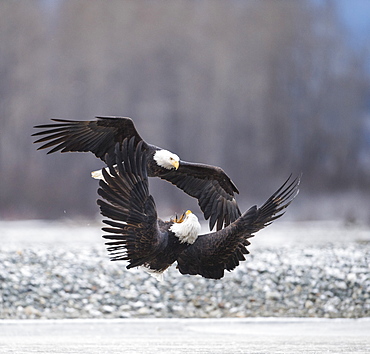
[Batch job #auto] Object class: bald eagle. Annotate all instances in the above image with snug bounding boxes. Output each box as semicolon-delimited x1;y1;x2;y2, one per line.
32;116;240;231
98;137;299;280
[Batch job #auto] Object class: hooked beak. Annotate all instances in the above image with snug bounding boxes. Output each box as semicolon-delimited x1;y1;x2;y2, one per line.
173;210;192;223
172;160;179;170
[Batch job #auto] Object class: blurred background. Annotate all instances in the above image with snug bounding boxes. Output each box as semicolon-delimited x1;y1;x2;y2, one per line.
1;0;369;224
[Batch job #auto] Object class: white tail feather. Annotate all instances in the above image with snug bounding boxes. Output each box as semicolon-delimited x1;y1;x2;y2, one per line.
91;168;105;180
91;167;115;181
140;266;165;282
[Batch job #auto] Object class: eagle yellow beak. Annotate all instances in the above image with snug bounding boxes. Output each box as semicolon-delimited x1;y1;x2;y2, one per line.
172;160;179;170
173;210;192;223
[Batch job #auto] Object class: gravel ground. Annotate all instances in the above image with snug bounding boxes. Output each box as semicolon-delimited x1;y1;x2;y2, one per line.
1;243;369;319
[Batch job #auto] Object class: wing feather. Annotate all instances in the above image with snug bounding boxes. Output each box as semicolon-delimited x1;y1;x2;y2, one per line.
33;116;144;161
97;138;165;268
177;175;300;279
161;162;241;231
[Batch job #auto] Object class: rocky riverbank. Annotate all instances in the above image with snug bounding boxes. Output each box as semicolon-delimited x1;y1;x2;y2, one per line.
1;244;369;319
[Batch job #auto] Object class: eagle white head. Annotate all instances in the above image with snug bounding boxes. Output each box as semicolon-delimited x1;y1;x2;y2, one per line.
170;210;201;244
153;149;180;170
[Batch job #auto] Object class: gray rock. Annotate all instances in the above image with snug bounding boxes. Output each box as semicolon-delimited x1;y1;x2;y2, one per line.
1;243;370;319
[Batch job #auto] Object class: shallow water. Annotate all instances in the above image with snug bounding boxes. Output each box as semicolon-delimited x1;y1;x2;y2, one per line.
1;318;370;353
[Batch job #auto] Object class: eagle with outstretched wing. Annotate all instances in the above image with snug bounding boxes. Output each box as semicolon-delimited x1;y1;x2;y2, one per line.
33;116;240;231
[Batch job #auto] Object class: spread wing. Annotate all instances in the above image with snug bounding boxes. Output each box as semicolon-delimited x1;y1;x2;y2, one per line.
177;175;300;279
160;161;241;231
97;138;165;268
33;116;241;230
32;116;144;161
